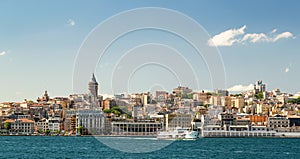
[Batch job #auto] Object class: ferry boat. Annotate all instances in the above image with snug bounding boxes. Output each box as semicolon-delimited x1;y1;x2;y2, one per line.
157;127;199;140
183;130;199;140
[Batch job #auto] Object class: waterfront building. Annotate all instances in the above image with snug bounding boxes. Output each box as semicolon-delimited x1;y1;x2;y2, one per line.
5;118;34;135
268;116;289;129
36;116;61;133
48;117;60;133
165;113;193;130
64;115;76;133
77;109;105;135
248;115;267;126
288;116;300;127
234;117;251;125
36;118;48;132
218;113;235;126
111;120;162;136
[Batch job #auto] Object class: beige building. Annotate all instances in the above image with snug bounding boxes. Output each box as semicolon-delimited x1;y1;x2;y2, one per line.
165;113;192;130
173;86;192;94
268;116;289;129
231;97;245;113
193;92;211;105
5;118;35;135
102;98;111;110
36;118;49;132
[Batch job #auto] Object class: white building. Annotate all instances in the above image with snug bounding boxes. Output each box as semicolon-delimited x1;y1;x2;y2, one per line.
268;116;289;129
36;118;48;132
5;118;35;135
173;86;192;94
77;109;105;135
215;89;229;96
254;80;266;94
48;117;60;132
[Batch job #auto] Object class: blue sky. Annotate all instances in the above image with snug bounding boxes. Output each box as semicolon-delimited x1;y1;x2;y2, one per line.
1;0;300;102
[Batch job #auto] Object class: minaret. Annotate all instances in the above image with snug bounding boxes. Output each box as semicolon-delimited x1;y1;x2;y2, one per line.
88;73;98;102
43;90;49;102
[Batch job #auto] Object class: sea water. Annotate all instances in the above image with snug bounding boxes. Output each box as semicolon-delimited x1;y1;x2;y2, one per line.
0;136;300;158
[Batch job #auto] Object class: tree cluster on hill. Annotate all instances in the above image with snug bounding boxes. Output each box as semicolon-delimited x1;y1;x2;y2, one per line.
288;97;300;104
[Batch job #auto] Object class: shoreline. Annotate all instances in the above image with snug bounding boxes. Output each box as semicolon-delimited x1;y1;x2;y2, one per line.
1;134;300;138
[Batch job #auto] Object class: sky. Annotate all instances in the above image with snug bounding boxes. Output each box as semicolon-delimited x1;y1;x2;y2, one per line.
1;0;300;102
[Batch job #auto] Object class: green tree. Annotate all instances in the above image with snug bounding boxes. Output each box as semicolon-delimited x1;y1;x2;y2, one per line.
103;109;111;113
206;92;212;96
203;104;209;108
77;126;83;135
255;91;264;99
111;109;121;116
233;94;242;97
45;130;51;135
181;94;188;99
4;122;11;130
37;129;43;133
55;130;61;134
126;114;132;119
111;106;122;116
288;97;300;104
181;93;193;99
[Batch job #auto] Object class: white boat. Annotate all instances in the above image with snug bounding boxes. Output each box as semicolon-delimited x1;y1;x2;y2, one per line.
183;130;199;140
157;127;199;140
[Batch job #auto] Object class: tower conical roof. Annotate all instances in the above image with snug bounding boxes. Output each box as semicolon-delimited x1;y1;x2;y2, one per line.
90;73;98;84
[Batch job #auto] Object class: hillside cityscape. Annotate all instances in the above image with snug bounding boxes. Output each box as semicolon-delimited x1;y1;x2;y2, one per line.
1;73;300;137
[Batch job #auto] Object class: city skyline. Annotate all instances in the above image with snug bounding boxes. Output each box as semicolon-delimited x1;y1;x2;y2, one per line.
1;1;300;102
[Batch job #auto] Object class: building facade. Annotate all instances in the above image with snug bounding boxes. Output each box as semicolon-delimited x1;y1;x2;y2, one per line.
5;118;35;135
111;121;162;136
268;116;289;129
77;109;105;135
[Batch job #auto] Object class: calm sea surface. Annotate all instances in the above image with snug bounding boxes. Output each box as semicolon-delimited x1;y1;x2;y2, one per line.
0;136;300;159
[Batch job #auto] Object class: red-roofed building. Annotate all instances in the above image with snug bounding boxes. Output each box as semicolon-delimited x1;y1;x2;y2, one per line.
4;118;35;135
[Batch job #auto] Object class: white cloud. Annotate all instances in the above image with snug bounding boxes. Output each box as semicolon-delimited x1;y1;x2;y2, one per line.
242;31;294;43
68;19;75;26
0;51;6;56
227;84;254;92
100;94;114;99
285;63;292;73
285;67;290;73
208;26;294;47
208;25;246;46
271;29;277;34
242;33;269;43
273;32;294;42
